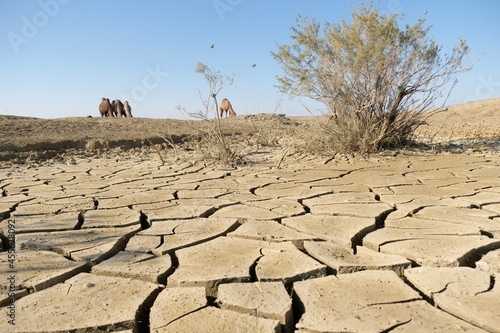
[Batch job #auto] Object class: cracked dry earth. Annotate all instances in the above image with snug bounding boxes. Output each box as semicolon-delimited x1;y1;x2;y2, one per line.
0;151;499;333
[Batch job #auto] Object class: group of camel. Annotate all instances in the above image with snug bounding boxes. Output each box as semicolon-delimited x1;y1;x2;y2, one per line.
99;98;133;117
99;97;236;118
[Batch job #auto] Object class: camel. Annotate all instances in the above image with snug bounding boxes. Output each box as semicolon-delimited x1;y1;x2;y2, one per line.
106;99;113;117
219;98;236;118
123;101;133;117
113;100;125;117
99;98;113;117
110;100;116;116
111;100;116;116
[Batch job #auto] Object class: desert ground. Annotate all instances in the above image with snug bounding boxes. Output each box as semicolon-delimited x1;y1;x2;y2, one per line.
0;98;499;332
0;97;499;164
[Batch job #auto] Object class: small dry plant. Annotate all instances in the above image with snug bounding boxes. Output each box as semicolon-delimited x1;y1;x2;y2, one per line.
178;58;255;165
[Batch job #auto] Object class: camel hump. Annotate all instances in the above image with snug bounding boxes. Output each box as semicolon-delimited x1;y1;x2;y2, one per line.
221;98;232;108
220;98;236;116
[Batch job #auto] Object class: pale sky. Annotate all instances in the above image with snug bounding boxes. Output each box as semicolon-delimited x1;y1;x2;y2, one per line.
1;0;499;119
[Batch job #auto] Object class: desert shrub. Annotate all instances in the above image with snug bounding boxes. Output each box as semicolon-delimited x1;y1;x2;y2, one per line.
272;3;471;153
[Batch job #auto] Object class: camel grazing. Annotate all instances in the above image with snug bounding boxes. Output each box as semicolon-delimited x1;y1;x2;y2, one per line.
123;101;133;117
113;100;125;117
219;98;236;118
99;98;113;117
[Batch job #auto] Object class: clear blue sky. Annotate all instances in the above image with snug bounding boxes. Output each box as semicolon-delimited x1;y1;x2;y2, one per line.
1;0;500;119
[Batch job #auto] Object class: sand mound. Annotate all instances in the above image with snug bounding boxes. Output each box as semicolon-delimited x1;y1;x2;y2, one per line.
425;97;500;126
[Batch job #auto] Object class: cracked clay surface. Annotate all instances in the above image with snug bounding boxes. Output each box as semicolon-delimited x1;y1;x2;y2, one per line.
1;151;499;332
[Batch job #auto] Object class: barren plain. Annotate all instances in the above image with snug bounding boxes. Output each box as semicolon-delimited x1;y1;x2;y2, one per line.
0;98;499;332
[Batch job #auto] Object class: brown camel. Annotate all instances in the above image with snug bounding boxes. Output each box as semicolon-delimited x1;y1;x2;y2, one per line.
99;98;113;117
123;101;133;117
219;98;236;118
111;100;116;117
113;100;125;117
106;99;113;117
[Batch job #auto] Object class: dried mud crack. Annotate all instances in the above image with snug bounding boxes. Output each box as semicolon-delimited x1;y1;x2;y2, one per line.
1;150;500;332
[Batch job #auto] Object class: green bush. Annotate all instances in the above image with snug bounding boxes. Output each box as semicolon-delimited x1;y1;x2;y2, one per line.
272;3;471;153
